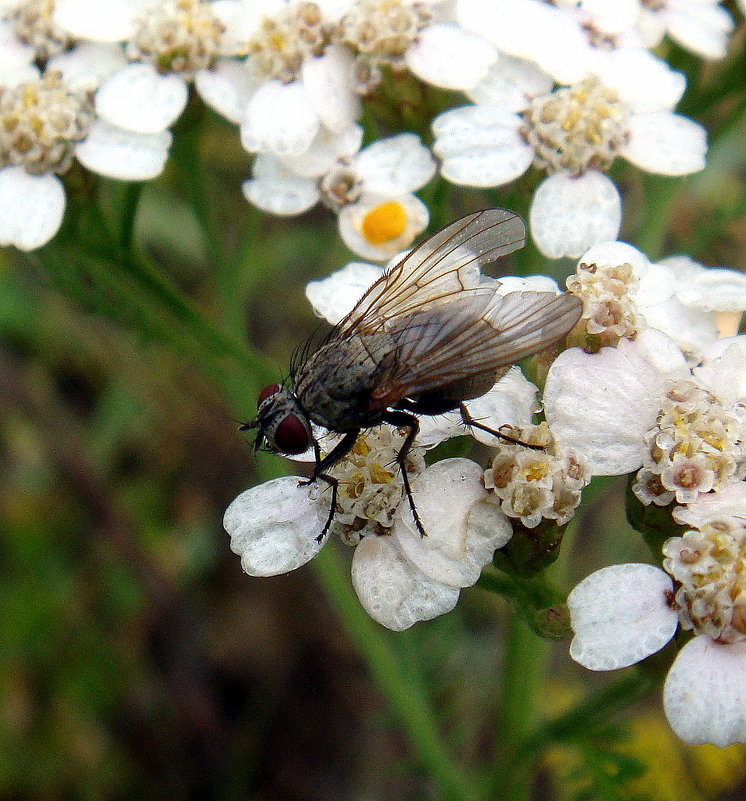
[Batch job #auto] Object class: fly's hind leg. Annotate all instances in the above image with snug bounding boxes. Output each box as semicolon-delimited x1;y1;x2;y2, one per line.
301;430;360;543
381;409;427;537
458;404;544;451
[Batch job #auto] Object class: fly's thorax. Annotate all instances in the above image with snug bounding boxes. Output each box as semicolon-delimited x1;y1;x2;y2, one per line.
254;385;312;455
294;331;398;430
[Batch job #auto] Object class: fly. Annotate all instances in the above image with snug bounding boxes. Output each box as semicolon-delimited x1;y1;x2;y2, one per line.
244;209;583;541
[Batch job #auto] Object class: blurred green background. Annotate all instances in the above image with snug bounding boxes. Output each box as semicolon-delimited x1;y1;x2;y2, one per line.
3;36;746;799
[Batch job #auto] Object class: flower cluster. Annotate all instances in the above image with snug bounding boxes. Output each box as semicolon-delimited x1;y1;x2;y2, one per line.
5;0;746;754
1;0;737;255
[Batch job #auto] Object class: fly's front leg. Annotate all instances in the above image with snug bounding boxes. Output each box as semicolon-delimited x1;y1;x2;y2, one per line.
381;410;427;537
459;404;544;451
300;430;360;543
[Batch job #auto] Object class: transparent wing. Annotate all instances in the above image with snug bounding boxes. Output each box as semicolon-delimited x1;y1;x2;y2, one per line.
333;208;526;339
367;289;583;408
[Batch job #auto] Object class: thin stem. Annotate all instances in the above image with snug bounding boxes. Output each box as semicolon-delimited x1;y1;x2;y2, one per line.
488;616;549;801
312;546;478;801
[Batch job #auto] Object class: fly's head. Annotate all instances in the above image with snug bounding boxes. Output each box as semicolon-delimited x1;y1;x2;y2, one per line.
242;384;313;456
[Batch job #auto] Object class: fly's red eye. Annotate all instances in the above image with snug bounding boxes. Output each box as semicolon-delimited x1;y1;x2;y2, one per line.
274;414;310;455
257;383;281;408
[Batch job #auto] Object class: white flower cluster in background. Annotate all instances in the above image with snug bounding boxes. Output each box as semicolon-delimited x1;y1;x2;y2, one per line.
1;0;741;254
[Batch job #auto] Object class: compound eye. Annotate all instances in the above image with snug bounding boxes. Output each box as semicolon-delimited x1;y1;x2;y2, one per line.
257;383;281;408
274;414;310;455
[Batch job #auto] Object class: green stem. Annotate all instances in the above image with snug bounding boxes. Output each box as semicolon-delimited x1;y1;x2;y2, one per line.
312;546;478;801
488;615;548;801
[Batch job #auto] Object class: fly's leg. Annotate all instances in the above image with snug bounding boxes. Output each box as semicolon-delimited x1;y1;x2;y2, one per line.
459;404;544;451
381;410;427;537
300;430;360;543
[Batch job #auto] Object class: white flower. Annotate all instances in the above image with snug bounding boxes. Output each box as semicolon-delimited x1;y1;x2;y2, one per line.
569;488;746;746
433;72;707;258
544;327;746;510
484;421;590;528
197;0;360;157
636;0;735;60
225;441;513;630
334;0;497;92
564;241;746;357
543;328;691;476
243;130;436;260
55;0;236;138
0;61;170;250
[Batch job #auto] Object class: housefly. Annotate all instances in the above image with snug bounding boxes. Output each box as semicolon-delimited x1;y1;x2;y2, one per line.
244;209;583;541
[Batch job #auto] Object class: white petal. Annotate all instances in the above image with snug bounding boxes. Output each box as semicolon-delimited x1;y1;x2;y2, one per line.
621;112;707;176
75;119;172;180
392;458;512;587
224;476;328;576
241;79;319;156
337;194;429;261
666;4;734;60
405;23;497;90
590;48;686;112
663;637;746;746
0;22;36;72
667;258;746;312
457;0;591;84
242;154;319;215
464;367;539;446
529;171;621;259
568;563;678;670
640;297;718;355
96;63;188;134
579;240;651;279
305;261;382;324
46;42;127;92
432;105;532;187
280;123;363;178
301;44;360;134
53;0;140;41
194;60;259;124
467;53;553;112
673;481;746;529
0;167;65;251
693;343;746;406
351;535;460;631
354;133;436;195
544;329;689;474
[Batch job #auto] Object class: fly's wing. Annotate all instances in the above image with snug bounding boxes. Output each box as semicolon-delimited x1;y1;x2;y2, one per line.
367;289;583;408
333;209;526;339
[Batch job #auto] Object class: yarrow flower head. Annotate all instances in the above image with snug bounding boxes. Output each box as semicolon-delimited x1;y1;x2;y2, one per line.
568;483;746;746
633;378;746;507
332;0;496;93
242;128;435;259
4;0;72;62
194;0;360;157
0;59;171;249
433;67;707;258
225;442;514;630
484;421;590;528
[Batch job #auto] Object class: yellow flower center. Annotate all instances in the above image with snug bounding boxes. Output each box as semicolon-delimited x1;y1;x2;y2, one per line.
361;201;407;245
